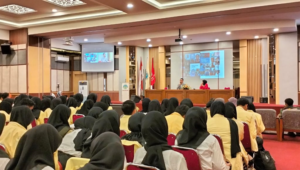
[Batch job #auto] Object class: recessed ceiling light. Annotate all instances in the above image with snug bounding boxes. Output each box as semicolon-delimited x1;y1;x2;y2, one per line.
52;9;57;12
254;35;259;39
0;4;36;14
147;39;151;42
44;0;86;7
127;3;134;8
118;42;122;45
215;39;219;42
84;38;88;42
148;44;152;47
273;28;279;32
182;35;187;39
180;42;184;45
226;31;231;35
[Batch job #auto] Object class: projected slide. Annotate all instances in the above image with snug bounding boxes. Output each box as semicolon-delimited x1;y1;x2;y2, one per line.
83;52;114;63
183;50;225;79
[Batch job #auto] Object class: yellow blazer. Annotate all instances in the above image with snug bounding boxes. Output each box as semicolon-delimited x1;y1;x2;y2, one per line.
248;110;265;135
121;140;142;153
68;107;77;125
65;157;90;170
165;112;184;135
0;111;10;122
120;115;131;133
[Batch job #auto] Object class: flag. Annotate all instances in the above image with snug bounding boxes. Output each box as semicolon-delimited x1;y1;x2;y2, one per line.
151;58;156;86
140;58;144;93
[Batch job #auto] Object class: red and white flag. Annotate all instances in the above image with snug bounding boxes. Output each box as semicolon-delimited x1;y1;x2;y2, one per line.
151;58;156;88
139;58;144;95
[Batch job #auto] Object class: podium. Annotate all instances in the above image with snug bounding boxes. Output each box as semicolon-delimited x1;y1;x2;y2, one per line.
145;89;234;104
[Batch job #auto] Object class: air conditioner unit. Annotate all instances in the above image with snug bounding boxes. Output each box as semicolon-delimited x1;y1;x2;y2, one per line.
55;56;69;62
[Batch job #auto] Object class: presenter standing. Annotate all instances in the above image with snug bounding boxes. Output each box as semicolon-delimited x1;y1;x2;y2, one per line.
200;80;210;89
177;78;186;89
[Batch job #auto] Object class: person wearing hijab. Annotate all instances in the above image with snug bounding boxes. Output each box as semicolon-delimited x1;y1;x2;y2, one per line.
51;98;62;110
58;117;96;169
206;99;214;119
180;98;193;108
133;111;188;170
66;97;78;124
13;94;29;107
40;98;52;123
148;100;163;113
31;97;44;125
74;93;84;110
161;99;169;113
0;106;34;158
207;101;242;170
2;98;13;106
236;98;258;152
48;104;71;138
228;97;237;106
177;107;229;170
79;132;125;170
165;105;189;134
0;114;5;136
141;98;151;112
215;98;225;103
5;124;62;170
248;103;265;138
93;102;109;111
121;112;145;146
59;96;67;105
120;100;136;132
164;97;179;116
0;101;12;123
76;99;94;116
87;93;97;103
87;107;104;119
81;110;120;158
100;95;112;110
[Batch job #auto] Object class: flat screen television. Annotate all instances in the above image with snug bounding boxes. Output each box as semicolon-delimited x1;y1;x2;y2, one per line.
1;44;11;54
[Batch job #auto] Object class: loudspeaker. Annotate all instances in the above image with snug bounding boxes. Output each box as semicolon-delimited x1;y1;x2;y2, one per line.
114;45;117;55
131;95;141;103
260;97;268;103
241;96;254;103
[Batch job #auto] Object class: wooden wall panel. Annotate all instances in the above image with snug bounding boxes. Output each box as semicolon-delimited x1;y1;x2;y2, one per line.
51;70;57;92
63;71;70;91
9;28;28;45
92;73;98;91
97;73;104;91
72;71;87;94
2;66;9;92
10;66;18;93
87;73;93;90
107;72;113;91
18;65;27;93
57;70;64;92
239;40;248;97
28;47;39;93
113;70;119;91
43;49;51;92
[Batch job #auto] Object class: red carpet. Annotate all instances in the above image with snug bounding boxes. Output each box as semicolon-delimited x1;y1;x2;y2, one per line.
263;134;300;170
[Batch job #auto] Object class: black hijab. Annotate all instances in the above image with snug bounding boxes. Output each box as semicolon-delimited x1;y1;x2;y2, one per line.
225;102;237;119
77;99;94;116
31;97;42;119
177;107;209;149
100;95;111;106
141;111;172;170
10;106;34;129
74;93;84;107
164;97;179;116
47;104;71;132
161;99;169;112
59;96;67;105
180;98;193;108
74;117;96;151
210;101;241;158
51;98;62;110
87;107;104;119
0;113;5;136
148;100;163;113
2;98;14;106
81;110;120;158
41;98;51;112
141;98;151;112
80;132;124;170
0;101;12;114
121;112;145;145
5;124;62;170
93;102;109;111
87;93;97;103
67;97;78;108
14;94;29;107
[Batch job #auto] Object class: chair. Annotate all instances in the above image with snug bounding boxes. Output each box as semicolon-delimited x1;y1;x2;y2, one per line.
120;130;127;138
0;144;6;152
31;120;37;128
167;133;176;146
65;157;90;170
58;162;63;170
212;134;224;154
126;163;159;170
279;110;300;141
123;145;135;163
241;122;252;152
256;109;277;131
172;146;201;170
73;114;85;122
44;118;49;123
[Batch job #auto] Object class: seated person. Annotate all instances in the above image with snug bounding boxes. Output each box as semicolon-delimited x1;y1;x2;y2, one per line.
48;104;72;138
87;93;97;103
177;107;230;170
236;98;258;152
133;111;188;170
20;98;35;110
148;100;163;113
165;105;189;134
177;78;186;90
205;99;214;119
66;97;78;124
0;106;34;158
228;97;238;106
122;112;145;146
4;124;62;170
51;98;62;110
141;98;151;112
120;100;136;133
278;98;298;137
41;98;52;120
31;97;44;125
200;80;210;89
87;107;103;119
74;93;84;110
248;103;265;138
93;102;109;111
100;95;113;110
76;99;94;116
180;98;193;108
0;101;12;123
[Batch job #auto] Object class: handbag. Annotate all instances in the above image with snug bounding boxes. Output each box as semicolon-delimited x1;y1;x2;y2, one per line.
255;150;276;170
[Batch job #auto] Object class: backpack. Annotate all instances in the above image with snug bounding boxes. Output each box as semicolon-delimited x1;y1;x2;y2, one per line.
254;150;276;170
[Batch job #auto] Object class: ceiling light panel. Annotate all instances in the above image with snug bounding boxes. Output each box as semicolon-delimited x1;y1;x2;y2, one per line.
44;0;86;7
0;4;36;14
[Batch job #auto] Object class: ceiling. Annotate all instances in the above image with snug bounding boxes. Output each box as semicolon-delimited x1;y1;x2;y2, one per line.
0;0;300;46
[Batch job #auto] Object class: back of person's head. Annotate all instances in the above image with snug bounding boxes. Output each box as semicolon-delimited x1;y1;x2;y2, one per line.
100;95;111;106
180;98;193;108
0;101;12;114
141;98;151;112
41;98;51;111
74;93;84;106
237;98;250;106
228;97;237;106
122;100;136;115
203;80;207;85
2;98;14;106
1;93;9;100
248;103;256;112
206;99;214;109
51;98;62;110
93;102;109;111
285;98;294;107
20;98;35;108
66;97;78;108
175;105;190;117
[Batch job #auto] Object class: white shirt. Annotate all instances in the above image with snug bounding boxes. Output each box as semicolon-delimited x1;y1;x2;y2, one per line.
133;147;188;170
175;135;229;170
58;129;82;157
